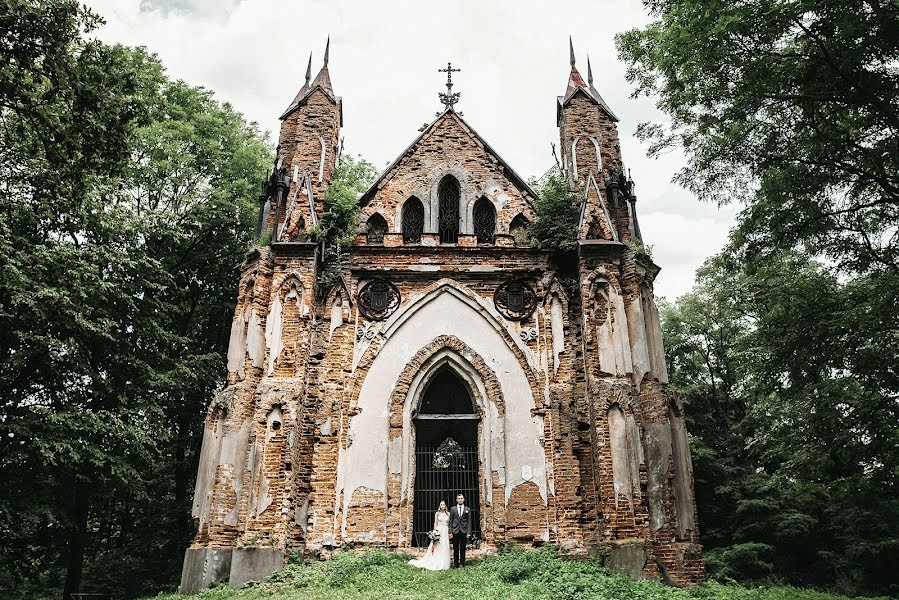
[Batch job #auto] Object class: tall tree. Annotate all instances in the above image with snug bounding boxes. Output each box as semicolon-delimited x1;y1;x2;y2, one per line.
618;3;899;593
617;0;899;274
0;2;271;597
661;254;899;595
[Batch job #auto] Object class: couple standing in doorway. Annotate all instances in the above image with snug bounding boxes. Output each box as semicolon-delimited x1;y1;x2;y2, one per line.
408;493;471;571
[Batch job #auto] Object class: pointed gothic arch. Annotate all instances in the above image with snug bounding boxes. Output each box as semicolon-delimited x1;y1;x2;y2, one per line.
509;213;530;245
473;196;496;244
366;212;388;244
338;282;550;546
402;196;424;243
437;175;461;244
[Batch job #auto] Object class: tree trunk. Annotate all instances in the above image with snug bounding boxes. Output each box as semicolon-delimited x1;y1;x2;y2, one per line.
61;485;89;600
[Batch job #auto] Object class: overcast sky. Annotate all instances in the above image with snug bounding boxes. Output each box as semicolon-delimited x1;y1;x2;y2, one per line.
85;0;738;300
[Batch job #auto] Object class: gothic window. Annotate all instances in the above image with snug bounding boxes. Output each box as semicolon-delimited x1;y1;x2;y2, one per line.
473;197;496;244
509;214;530;246
366;213;388;244
437;176;460;244
402;197;424;244
357;279;401;321
494;279;538;321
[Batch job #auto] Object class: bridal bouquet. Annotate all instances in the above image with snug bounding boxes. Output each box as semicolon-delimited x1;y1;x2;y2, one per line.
427;529;441;542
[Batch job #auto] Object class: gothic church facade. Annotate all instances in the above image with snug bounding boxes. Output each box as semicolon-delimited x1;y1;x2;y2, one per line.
179;41;704;592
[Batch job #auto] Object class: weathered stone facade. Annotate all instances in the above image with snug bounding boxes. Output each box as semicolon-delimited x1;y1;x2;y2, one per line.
179;43;704;592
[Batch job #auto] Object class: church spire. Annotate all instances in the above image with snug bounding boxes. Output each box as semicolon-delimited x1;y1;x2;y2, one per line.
564;37;587;100
304;52;312;86
311;36;333;94
559;41;618;122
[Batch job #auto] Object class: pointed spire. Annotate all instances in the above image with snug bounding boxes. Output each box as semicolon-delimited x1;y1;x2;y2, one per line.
561;44;619;121
311;36;333;94
565;37;586;99
280;40;337;119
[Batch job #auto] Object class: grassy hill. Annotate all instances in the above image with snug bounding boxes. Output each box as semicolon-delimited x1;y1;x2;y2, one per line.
154;547;889;600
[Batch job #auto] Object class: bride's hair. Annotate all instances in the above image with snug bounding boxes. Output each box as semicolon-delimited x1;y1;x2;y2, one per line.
437;500;448;512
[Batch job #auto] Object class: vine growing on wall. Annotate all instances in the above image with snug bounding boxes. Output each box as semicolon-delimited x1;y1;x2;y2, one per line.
314;154;377;291
531;171;580;253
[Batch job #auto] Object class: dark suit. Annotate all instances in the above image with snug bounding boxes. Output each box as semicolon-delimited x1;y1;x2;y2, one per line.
449;504;471;567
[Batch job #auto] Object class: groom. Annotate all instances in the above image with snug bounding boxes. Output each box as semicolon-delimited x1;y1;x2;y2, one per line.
449;493;471;568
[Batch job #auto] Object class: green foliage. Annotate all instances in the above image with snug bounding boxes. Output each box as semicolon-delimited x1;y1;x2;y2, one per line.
315;154;377;289
531;172;580;253
616;0;899;274
625;238;654;259
149;547;886;600
661;253;899;596
619;4;898;594
0;1;271;598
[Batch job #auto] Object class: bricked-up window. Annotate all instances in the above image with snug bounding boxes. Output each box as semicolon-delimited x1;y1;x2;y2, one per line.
438;176;460;244
366;213;388;244
509;214;530;246
669;404;696;537
473;197;496;244
402;197;424;243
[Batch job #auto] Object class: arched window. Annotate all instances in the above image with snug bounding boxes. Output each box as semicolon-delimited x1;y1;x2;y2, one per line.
366;213;388;244
402;197;424;244
473;197;496;244
437;176;460;244
509;214;530;246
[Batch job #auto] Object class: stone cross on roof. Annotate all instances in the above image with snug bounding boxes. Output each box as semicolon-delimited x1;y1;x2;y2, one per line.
438;62;461;114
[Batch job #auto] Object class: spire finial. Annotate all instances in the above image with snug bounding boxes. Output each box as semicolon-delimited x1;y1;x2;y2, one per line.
569;36;576;67
305;52;312;85
587;55;593;85
437;62;462;113
323;36;330;66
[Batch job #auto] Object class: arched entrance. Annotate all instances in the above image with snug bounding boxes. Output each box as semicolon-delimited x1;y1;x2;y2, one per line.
412;367;481;547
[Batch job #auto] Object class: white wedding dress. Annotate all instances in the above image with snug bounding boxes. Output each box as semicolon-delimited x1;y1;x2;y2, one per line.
408;511;451;571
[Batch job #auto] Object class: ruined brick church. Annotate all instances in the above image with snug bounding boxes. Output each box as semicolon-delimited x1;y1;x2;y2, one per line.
179;40;704;592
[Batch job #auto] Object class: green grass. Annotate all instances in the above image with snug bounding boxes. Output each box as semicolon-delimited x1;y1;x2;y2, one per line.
154;547;889;600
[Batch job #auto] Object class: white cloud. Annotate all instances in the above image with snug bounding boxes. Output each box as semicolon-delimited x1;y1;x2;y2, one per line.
85;0;734;299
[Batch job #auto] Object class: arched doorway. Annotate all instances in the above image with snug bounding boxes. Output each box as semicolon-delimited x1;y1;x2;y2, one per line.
412;367;481;547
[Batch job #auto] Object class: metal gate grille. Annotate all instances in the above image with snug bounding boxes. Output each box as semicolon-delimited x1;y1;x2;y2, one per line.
413;445;480;547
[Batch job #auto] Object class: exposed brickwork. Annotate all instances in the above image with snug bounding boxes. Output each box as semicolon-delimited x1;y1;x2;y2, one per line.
358;112;536;241
181;55;704;593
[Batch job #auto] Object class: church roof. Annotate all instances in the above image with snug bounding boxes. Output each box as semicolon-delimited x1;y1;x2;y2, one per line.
558;41;618;122
280;38;342;121
359;109;539;207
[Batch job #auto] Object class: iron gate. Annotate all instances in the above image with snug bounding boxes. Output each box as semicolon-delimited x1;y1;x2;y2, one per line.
412;445;481;547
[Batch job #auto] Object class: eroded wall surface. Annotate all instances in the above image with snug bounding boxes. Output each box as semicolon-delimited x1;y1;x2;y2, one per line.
180;54;704;593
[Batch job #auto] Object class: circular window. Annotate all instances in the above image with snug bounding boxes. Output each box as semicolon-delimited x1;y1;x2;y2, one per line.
357;279;401;321
494;280;537;321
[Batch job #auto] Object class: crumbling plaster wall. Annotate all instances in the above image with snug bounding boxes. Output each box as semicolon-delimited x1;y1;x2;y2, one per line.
336;280;549;543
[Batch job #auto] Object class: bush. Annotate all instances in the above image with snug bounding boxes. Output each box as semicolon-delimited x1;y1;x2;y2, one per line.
531;172;580;253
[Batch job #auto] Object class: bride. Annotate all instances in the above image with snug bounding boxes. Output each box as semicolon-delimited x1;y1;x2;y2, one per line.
408;501;451;571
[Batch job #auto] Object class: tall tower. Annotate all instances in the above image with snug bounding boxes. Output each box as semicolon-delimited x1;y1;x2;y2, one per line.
267;38;343;242
562;39;704;582
557;39;640;242
180;40;343;592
